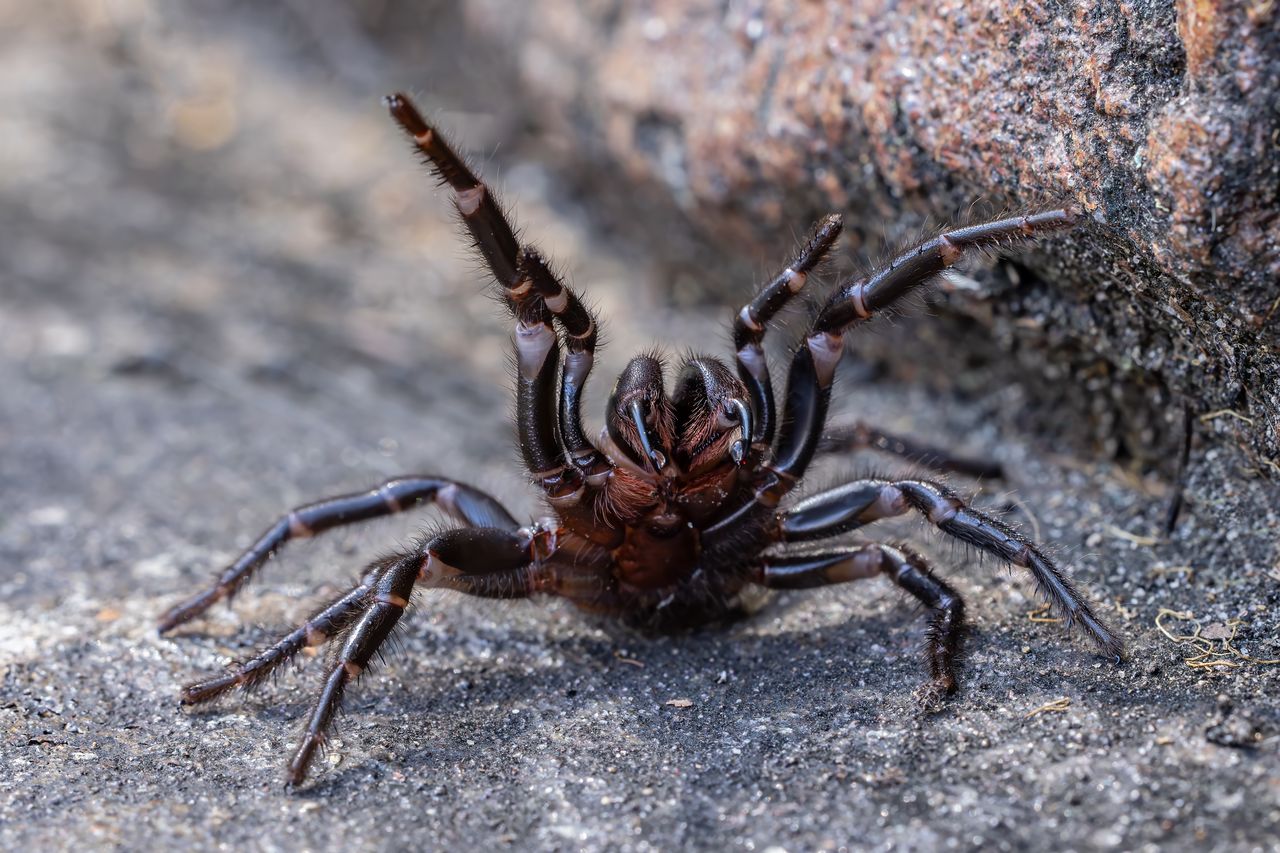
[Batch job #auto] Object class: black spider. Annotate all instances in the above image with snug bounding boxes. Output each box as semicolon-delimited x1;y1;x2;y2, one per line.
161;92;1123;787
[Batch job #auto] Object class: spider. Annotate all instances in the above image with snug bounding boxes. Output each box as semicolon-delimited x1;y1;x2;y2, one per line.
161;92;1124;787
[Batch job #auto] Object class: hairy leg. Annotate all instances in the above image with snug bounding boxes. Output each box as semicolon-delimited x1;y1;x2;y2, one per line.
515;249;610;482
768;210;1075;492
180;557;396;704
758;541;965;695
819;421;1003;479
159;477;518;633
732;214;843;450
385;93;608;502
229;525;548;787
385;93;521;288
778;476;1122;658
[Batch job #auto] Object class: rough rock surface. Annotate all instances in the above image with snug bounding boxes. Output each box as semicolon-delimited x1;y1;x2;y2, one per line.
1;3;1278;851
467;0;1280;466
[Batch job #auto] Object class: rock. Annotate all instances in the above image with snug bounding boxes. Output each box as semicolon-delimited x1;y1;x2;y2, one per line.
465;0;1280;465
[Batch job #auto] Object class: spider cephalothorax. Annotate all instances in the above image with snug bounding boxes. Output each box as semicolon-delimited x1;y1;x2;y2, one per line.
161;92;1123;787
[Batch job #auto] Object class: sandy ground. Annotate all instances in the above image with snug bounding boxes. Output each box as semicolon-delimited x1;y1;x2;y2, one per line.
1;3;1277;851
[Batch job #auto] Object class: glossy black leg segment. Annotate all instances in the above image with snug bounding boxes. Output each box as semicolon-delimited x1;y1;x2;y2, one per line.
814;210;1075;335
386;93;521;288
758;542;965;694
286;526;540;786
514;304;582;504
286;553;419;787
180;559;393;705
779;480;889;541
158;477;520;633
757;544;885;589
777;476;1122;658
517;248;609;479
818;422;1004;479
881;545;966;695
428;526;539;592
733;214;843;449
767;343;835;489
766;209;1074;500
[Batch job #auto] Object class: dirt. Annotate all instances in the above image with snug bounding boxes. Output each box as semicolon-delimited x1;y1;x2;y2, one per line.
1;3;1277;851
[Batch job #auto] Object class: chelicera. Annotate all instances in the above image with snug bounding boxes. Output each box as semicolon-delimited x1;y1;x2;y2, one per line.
161;92;1123;787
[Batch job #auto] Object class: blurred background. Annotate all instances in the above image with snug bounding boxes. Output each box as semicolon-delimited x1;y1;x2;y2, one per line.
2;1;1277;849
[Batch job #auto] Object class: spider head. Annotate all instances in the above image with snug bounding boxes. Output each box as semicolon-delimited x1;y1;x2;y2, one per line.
672;357;752;474
605;355;675;476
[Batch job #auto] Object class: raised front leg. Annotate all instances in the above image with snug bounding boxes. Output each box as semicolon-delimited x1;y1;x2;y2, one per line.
385;93;522;288
732;214;843;451
158;476;517;633
769;210;1075;491
386;93;606;505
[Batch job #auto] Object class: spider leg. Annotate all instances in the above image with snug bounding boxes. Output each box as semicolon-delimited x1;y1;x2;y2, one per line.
387;93;609;501
733;214;842;451
768;210;1075;492
158;476;516;633
818;421;1003;479
516;249;611;483
180;557;396;704
707;212;1072;538
286;526;542;786
777;476;1123;658
757;541;965;694
385;94;521;288
510;295;579;501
